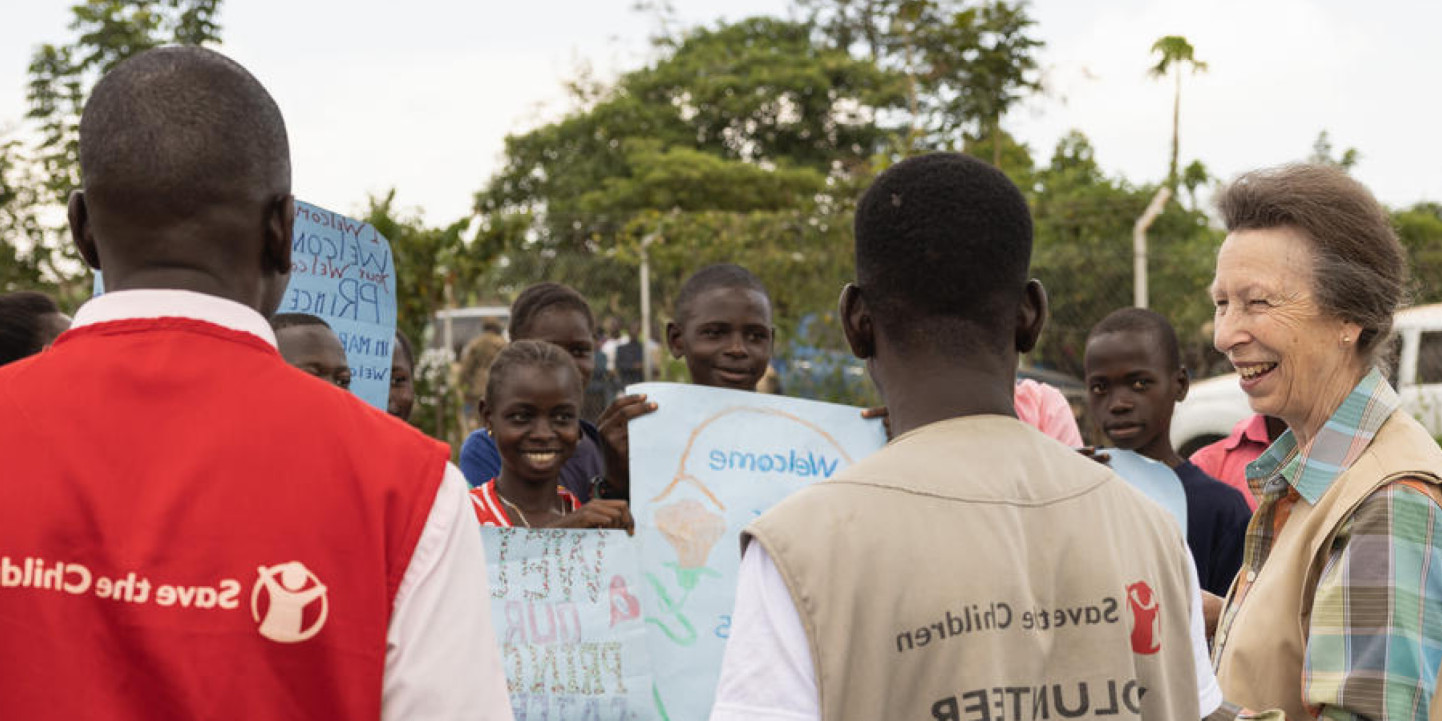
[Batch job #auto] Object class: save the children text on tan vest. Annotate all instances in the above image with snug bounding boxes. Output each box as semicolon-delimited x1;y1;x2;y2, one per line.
746;415;1201;721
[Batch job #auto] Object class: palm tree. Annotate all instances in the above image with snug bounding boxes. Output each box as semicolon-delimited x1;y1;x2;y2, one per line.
1149;36;1207;191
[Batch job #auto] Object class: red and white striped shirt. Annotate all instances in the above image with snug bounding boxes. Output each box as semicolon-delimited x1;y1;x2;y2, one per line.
469;478;581;527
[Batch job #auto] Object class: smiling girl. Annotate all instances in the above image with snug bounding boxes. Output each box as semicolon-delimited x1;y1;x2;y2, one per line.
469;340;633;532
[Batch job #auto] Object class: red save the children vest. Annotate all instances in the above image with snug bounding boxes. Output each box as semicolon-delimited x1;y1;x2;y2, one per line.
0;317;447;720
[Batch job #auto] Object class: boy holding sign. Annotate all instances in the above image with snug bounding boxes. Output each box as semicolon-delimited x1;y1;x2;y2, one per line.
666;263;775;392
712;153;1221;720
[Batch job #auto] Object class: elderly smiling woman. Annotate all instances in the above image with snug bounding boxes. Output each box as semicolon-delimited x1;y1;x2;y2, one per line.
1208;164;1442;720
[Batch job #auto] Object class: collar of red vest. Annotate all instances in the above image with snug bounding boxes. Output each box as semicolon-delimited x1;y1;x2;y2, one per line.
73;289;278;349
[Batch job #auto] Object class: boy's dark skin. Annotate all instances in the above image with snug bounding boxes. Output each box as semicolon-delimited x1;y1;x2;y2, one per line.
1084;329;1189;466
276;324;353;390
667;286;775;392
1084;326;1227;633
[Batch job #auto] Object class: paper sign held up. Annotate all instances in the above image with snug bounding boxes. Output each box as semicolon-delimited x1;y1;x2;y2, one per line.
626;382;887;721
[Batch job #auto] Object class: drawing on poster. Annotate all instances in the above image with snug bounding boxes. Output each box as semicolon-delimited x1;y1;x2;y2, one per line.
643;406;857;648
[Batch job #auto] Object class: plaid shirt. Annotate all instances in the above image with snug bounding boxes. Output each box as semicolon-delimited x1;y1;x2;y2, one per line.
1212;369;1442;720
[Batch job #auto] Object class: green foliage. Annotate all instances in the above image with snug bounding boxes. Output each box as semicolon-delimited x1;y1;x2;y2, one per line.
1148;36;1207;78
1394;202;1442;306
27;0;224;206
3;0;223;307
1180;159;1210;211
0;138;47;293
365;190;505;444
801;0;1044;157
1028;131;1223;377
473;15;898;389
364;190;500;354
1308;130;1360;171
1149;35;1206;190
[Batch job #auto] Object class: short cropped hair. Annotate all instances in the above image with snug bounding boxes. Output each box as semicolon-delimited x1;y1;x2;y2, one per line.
508;283;595;340
485;339;584;403
0;291;62;366
855;153;1032;349
673;264;771;325
79;46;289;218
1088;308;1181;371
270;313;331;332
1216;163;1406;368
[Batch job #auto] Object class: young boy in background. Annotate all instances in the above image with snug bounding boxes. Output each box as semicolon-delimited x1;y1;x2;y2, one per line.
666;263;774;392
0;291;70;367
270;312;352;391
1084;307;1251;596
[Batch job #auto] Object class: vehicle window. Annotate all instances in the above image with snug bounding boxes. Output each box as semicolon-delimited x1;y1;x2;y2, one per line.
1418;331;1442;384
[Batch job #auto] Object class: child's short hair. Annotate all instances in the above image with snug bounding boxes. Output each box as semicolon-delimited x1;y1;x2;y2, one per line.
508;283;595;339
674;264;770;324
1088;308;1182;371
0;291;62;366
854;153;1032;350
485;339;584;404
270;313;331;332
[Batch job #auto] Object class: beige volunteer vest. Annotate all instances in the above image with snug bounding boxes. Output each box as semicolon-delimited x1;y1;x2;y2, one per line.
1213;410;1442;720
746;415;1200;721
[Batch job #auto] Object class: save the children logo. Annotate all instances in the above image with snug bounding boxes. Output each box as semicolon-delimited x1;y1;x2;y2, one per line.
1125;580;1160;655
252;561;329;643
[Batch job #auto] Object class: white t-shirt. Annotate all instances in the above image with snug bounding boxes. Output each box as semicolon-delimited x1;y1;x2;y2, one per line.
710;542;1222;721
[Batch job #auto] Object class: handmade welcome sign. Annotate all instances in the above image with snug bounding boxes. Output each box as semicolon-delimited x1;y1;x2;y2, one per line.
626;383;887;721
482;528;657;721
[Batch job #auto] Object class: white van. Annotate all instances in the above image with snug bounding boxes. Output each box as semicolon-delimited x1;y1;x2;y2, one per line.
1171;302;1442;455
425;306;510;357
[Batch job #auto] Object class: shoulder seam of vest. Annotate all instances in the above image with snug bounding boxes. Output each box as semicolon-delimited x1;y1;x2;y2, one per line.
816;475;1114;508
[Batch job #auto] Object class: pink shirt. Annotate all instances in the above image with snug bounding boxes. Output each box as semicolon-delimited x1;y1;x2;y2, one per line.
1014;378;1084;447
1187;414;1270;510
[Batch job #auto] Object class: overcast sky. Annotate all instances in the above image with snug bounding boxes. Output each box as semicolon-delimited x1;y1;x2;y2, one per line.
2;0;1438;225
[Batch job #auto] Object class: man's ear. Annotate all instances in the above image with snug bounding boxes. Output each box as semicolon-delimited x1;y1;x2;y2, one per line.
263;194;295;275
68;191;101;270
1175;366;1190;402
477;399;491;432
1015;279;1047;354
839;283;875;359
665;320;684;359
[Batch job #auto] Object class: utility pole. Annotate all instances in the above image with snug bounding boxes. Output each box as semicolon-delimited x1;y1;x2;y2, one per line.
1132;186;1171;309
639;232;657;383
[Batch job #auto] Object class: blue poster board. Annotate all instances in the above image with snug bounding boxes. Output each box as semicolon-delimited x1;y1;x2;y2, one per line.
1100;448;1188;535
483;528;657;721
626;383;887;721
275;201;397;410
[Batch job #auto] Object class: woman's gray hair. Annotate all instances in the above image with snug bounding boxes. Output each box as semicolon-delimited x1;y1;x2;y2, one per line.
1215;163;1407;370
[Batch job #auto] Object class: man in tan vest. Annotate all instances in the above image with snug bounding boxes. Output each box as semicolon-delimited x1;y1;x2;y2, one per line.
710;153;1222;721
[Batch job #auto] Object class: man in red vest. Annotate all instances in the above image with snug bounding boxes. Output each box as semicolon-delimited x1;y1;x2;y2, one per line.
0;47;513;719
